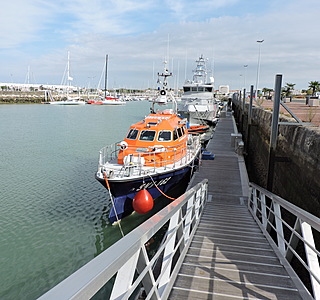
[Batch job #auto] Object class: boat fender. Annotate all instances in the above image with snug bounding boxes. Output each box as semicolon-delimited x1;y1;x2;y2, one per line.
132;189;154;214
119;141;128;150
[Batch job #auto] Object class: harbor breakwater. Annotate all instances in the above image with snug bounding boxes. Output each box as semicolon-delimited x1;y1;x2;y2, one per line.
232;99;320;217
0;91;82;103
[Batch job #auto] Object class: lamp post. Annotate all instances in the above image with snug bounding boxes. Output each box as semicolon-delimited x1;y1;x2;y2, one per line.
244;65;248;89
255;40;264;99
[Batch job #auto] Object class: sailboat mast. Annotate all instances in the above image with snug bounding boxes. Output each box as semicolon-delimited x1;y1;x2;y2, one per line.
104;54;108;99
67;51;70;88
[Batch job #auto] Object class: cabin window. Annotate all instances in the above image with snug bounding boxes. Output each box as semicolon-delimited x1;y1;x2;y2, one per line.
126;129;139;140
183;87;190;92
177;127;183;137
205;87;212;92
181;127;185;135
158;130;172;141
139;130;156;141
192;87;197;91
173;129;179;141
198;87;204;92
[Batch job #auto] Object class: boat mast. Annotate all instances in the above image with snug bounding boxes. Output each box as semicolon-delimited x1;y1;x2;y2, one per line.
104;54;108;99
66;51;74;98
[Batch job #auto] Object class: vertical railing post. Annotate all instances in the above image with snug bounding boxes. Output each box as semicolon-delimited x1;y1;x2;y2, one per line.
301;221;320;299
110;250;140;300
158;210;180;296
261;193;267;229
252;187;258;215
274;201;286;255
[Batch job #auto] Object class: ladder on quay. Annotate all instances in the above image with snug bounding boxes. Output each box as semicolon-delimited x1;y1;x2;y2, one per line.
38;109;320;300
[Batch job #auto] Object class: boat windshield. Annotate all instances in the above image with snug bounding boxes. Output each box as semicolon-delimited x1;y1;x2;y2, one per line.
173;129;179;140
158;131;172;141
139;130;156;141
126;129;139;140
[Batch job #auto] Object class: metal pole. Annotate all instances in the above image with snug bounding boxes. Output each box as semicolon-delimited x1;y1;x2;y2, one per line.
248;85;254;126
242;88;246;112
267;74;282;191
241;88;246;133
255;40;264;99
245;85;254;154
244;65;248;89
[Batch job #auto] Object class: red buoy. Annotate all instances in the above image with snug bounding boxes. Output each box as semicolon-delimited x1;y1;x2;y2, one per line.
132;189;154;214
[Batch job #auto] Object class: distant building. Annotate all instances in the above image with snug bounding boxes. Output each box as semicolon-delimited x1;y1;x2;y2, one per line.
0;82;78;92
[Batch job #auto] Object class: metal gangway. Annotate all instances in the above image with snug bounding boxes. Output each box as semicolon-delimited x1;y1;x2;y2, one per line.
38;179;320;299
38;111;320;299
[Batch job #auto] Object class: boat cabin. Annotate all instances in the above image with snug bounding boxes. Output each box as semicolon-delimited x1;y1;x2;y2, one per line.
117;111;188;167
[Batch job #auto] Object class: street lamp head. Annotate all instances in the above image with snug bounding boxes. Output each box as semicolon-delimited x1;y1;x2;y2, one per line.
257;40;264;43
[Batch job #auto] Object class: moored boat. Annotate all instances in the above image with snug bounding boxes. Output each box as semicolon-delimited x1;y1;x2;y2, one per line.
48;52;86;105
187;124;210;134
177;55;218;126
87;96;126;105
95;63;201;223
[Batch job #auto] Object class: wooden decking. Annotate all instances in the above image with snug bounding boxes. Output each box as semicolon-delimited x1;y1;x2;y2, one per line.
169;113;303;299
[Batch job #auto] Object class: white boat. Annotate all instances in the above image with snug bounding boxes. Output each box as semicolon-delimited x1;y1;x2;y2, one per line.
48;99;86;105
48;52;86;105
177;55;218;126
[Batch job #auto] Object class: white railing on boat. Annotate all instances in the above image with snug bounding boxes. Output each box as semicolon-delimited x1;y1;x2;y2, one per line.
249;182;320;300
98;135;201;178
37;179;208;300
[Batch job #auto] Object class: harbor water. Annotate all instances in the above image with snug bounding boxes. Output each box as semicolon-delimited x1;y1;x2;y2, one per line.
0;101;167;299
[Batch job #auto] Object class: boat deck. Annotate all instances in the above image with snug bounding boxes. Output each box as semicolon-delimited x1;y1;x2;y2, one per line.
169;112;303;299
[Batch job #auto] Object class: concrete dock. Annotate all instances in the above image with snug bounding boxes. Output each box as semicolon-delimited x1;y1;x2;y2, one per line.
169;113;303;299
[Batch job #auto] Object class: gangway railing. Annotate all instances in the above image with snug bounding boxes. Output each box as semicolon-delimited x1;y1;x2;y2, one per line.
38;180;208;300
249;182;320;300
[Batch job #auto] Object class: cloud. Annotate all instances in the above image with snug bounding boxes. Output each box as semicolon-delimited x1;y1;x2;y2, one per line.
1;0;320;89
0;0;53;48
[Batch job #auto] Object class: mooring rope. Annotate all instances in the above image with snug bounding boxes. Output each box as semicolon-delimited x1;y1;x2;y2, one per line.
148;174;176;200
103;172;125;237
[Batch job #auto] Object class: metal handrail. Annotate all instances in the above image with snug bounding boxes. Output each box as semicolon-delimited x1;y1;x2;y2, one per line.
98;135;201;178
38;179;208;300
249;182;320;300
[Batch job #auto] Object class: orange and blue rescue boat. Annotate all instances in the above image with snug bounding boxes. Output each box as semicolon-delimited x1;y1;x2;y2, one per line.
95;65;202;223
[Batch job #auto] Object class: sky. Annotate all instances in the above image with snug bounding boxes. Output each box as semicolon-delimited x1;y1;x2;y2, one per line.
1;0;319;91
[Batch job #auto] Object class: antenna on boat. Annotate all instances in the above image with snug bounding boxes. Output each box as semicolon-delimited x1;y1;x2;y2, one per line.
151;60;178;113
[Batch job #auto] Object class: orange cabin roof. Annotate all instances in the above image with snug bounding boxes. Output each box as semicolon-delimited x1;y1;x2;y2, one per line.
117;111;188;165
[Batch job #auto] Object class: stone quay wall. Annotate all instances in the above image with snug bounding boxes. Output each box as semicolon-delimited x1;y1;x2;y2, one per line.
233;101;320;217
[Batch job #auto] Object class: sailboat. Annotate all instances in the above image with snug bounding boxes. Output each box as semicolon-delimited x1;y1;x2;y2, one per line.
87;55;126;105
49;52;85;105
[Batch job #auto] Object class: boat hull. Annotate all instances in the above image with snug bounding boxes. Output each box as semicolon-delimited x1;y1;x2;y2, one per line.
96;163;198;224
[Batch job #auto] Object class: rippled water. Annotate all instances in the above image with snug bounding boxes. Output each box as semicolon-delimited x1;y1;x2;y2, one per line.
0;102;155;299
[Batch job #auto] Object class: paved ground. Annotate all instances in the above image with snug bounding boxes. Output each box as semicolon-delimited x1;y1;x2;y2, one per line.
256;98;320;126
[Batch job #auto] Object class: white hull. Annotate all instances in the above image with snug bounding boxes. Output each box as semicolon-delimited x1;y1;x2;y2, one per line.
90;100;126;105
49;100;86;105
